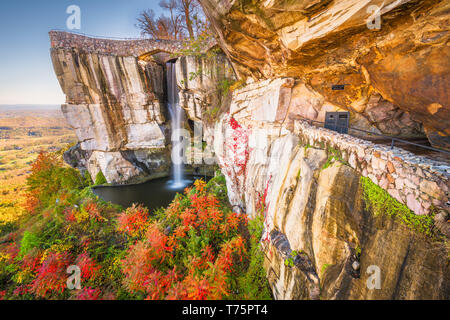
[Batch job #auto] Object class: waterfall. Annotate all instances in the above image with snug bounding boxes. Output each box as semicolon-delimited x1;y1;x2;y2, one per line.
166;61;185;188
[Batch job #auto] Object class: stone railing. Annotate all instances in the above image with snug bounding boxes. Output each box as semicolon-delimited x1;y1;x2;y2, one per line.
293;120;449;216
49;30;184;57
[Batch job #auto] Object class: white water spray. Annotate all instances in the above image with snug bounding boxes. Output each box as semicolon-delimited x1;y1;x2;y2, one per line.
167;61;186;188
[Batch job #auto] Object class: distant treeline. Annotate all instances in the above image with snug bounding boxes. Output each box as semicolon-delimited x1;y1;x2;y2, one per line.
0;105;61;111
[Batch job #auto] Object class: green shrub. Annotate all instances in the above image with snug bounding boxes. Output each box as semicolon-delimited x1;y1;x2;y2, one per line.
95;170;107;185
360;176;435;237
19;231;41;257
83;170;93;186
206;171;228;205
234;212;272;300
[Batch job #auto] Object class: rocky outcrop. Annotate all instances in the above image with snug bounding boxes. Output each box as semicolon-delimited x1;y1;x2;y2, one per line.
175;53;236;156
51;45;170;184
63;143;92;175
199;0;450;150
197;1;450;298
262;158;448;299
176;54;235;123
212;76;449;299
215;78;449;215
50;32;230;184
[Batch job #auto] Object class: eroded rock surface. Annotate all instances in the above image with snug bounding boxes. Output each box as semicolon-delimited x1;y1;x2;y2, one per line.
51;47;170;184
199;0;450;149
212;77;449;299
50;33;230;184
263;158;448;299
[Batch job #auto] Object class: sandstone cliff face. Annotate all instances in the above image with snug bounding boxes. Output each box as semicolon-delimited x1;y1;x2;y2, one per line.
199;0;450;149
176;54;235;122
51;47;169;183
176;53;236;151
209;69;449;299
212;107;449;299
50;32;232;183
196;0;450;296
263;156;448;300
195;1;450;298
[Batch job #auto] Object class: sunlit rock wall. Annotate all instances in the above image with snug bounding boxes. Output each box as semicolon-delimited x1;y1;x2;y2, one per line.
199;0;450;150
51;47;170;184
50;32;235;183
212;77;449;299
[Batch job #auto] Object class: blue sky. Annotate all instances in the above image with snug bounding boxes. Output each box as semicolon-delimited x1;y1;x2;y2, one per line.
0;0;163;105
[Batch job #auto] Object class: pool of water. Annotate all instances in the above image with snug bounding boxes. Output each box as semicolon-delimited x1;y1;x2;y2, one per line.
92;175;209;212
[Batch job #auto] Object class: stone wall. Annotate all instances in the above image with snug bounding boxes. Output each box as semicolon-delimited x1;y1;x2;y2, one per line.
49;31;217;58
294;120;449;216
49;31;183;56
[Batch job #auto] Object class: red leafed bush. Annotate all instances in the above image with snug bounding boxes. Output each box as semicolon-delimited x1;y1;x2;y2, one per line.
76;287;102;300
117;204;150;237
13;284;29;297
63;207;77;222
122;179;249;300
75;253;100;280
4;242;19;263
215;236;247;273
29;251;72;298
24;189;41;215
83;201;105;222
22;249;43;273
219;116;251;203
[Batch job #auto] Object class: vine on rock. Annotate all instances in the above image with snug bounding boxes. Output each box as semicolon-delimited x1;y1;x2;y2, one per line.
222;116;251;204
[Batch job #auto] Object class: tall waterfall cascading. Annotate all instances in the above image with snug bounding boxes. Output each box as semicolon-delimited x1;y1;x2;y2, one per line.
167;61;186;188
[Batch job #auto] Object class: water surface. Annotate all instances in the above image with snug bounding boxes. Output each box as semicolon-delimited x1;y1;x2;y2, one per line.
92;175;208;212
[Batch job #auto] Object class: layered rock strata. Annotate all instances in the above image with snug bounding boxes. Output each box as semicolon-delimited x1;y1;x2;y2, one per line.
51;45;169;184
212;77;449;299
199;0;450;150
50;32;230;183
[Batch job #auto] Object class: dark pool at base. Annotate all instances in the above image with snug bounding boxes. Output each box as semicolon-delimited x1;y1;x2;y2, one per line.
92;175;210;212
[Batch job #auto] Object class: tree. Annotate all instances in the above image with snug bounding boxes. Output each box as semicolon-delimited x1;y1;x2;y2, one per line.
136;8;183;40
159;0;184;40
137;0;207;40
177;0;199;39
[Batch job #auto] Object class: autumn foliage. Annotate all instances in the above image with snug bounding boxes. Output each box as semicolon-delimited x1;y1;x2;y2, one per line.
121;179;249;300
29;251;72;298
0;150;271;300
117;204;150;237
24;151;83;214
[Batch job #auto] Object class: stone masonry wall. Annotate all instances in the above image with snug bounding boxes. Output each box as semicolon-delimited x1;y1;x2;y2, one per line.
49;31;183;56
294;120;449;216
